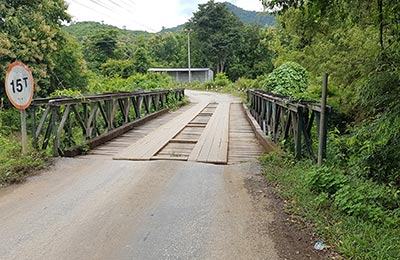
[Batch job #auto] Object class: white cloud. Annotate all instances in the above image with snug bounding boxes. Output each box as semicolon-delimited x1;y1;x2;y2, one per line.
65;0;264;32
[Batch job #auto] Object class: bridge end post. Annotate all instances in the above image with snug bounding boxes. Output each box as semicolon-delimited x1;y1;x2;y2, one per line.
318;74;328;166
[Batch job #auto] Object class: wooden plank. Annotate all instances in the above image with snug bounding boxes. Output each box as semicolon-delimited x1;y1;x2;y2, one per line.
150;156;188;161
113;102;208;160
169;139;198;144
188;102;230;164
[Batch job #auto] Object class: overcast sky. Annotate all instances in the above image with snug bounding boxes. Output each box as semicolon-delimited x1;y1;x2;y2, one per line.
65;0;264;32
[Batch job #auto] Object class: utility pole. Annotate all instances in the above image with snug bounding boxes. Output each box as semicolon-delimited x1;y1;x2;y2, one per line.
184;29;192;83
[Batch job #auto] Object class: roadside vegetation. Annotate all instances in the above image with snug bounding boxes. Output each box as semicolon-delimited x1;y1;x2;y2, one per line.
0;1;399;258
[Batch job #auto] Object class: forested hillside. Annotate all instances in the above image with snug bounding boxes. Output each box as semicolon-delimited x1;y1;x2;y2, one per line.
223;2;275;26
63;21;150;42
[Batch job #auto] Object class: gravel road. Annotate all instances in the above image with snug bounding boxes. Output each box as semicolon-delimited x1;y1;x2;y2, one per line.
0;159;279;260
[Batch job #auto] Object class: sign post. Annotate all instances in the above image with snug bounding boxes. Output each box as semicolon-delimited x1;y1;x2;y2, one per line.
5;62;34;155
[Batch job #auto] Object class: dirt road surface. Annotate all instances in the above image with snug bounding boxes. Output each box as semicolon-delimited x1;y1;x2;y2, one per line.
0;91;324;260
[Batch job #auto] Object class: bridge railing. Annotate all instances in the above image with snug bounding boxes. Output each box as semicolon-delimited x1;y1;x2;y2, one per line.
30;88;185;156
247;89;330;161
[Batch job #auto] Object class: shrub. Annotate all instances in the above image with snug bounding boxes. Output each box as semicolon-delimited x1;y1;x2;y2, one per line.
233;77;255;91
264;61;309;96
306;166;348;196
87;72;173;93
214;73;231;87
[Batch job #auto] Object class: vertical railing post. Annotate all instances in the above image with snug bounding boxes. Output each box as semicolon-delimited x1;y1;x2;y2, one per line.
51;104;59;156
30;105;38;149
295;106;303;159
318;74;328;166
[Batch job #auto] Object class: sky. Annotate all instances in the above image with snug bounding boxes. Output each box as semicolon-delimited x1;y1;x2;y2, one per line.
65;0;265;32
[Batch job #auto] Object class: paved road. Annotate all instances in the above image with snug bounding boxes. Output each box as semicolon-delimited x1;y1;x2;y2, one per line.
0;91;281;260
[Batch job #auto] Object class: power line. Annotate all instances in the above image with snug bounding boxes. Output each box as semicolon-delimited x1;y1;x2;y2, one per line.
66;0;157;32
96;0;157;32
68;0;114;20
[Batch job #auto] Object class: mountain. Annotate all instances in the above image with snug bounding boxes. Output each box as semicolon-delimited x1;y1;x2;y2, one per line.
223;2;276;26
63;3;276;37
63;21;150;42
161;2;275;33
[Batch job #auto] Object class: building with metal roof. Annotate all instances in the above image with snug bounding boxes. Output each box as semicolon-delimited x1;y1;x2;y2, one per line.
148;68;214;83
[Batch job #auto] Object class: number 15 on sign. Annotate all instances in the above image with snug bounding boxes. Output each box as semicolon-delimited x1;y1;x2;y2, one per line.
5;62;35;154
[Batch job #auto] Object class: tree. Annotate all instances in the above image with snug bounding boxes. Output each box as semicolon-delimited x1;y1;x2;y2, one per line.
227;24;274;80
148;32;186;67
0;0;71;97
83;29;119;71
132;47;151;74
50;34;89;93
188;0;243;73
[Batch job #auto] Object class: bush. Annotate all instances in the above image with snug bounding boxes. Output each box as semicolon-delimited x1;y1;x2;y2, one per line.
306;166;348;196
0;134;47;185
101;59;135;78
264;61;309;96
344;111;400;187
88;72;173;93
214;73;231;87
233;77;256;91
260;153;400;260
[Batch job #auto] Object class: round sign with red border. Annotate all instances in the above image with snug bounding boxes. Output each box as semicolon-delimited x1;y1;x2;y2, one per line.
5;61;34;110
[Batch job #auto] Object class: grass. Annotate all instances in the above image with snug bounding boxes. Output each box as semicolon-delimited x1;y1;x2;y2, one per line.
0;133;48;186
259;152;400;260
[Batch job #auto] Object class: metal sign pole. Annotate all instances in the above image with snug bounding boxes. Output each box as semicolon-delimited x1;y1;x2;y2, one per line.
5;61;34;155
21;109;28;154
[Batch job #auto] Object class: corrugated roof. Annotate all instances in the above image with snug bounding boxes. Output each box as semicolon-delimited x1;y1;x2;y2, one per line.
148;68;213;72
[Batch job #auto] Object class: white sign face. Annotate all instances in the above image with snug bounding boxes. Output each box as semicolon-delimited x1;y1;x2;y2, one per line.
5;62;34;110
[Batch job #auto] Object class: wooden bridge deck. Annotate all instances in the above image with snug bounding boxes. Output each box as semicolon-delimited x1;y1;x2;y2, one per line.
80;94;266;164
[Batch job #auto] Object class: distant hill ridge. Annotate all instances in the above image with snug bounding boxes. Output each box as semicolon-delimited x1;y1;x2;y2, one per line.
63;2;275;38
161;2;275;33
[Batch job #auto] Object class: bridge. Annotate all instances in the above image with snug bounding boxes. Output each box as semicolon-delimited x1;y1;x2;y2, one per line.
0;89;327;260
29;89;326;164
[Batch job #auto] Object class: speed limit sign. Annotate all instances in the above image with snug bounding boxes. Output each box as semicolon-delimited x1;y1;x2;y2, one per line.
5;61;34;110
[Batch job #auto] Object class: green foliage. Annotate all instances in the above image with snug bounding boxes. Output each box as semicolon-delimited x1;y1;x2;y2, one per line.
88;72;173;93
214;73;231;87
83;29;119;71
148;32;186;67
233;77;256;91
345;112;400;186
50;33;89;94
189;0;243;74
223;2;276;26
263;61;309;96
63;21;150;43
0;0;71;98
0;134;47;186
227;24;274;80
49;89;84;99
306;167;348;196
259;153;400;260
0;108;20;134
132;47;151;74
101;59;135;78
334;179;399;225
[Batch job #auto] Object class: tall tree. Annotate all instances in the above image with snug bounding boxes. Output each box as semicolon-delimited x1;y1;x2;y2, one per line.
132;47;151;74
188;0;243;73
227;24;274;80
0;0;70;97
83;29;118;71
50;34;88;92
149;33;186;67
